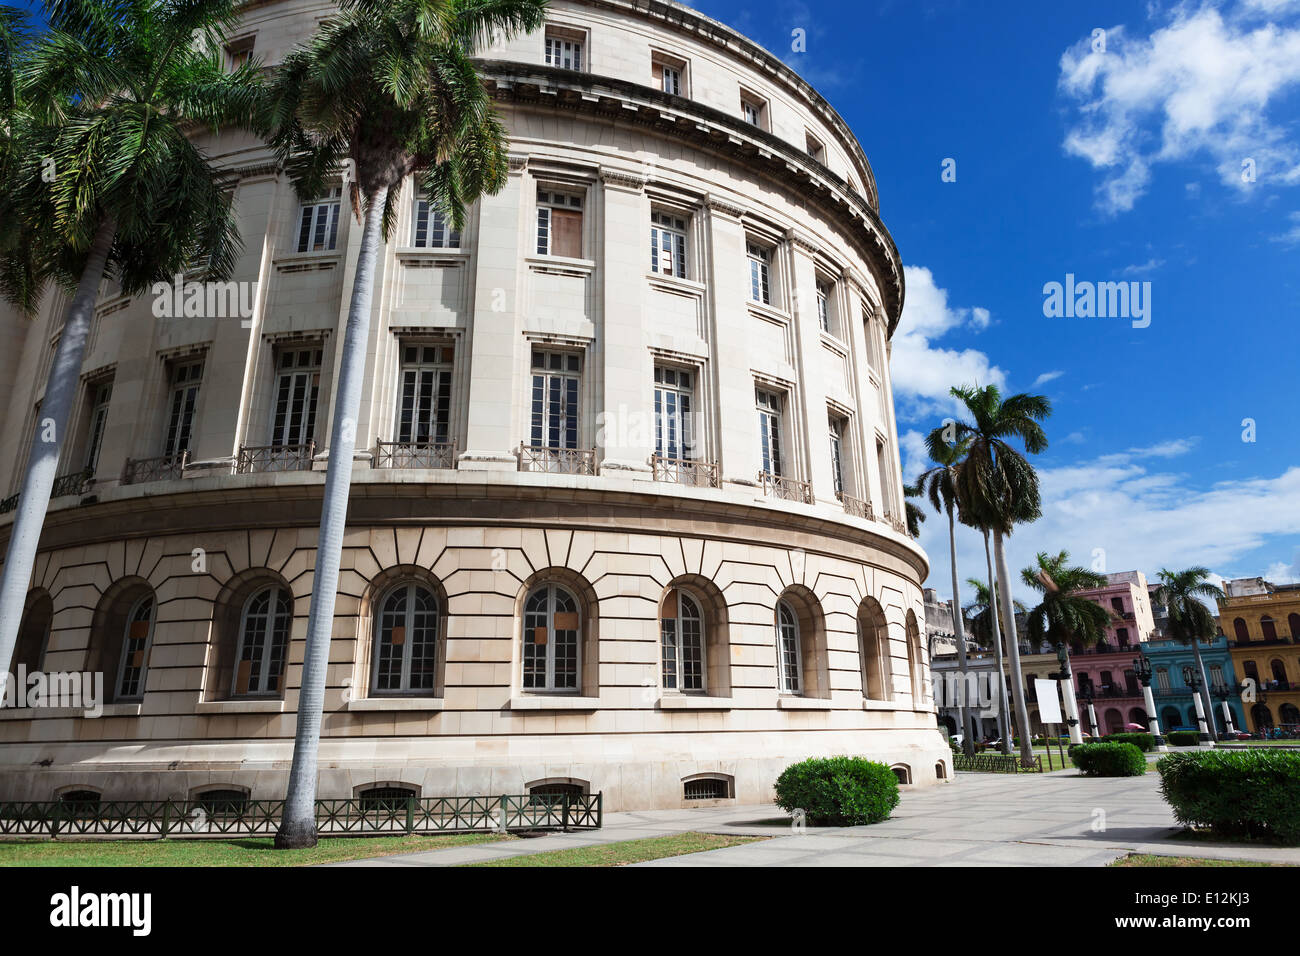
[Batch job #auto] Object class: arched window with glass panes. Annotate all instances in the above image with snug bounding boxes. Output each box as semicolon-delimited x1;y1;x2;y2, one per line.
115;594;156;701
775;600;802;694
233;586;292;697
661;587;705;693
372;582;441;696
522;584;581;692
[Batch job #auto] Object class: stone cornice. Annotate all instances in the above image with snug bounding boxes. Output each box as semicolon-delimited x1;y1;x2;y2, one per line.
599;168;647;192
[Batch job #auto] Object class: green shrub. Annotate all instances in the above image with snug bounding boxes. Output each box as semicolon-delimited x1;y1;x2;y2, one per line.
1158;750;1300;845
773;756;900;826
1167;730;1200;747
1103;732;1155;752
1070;742;1147;777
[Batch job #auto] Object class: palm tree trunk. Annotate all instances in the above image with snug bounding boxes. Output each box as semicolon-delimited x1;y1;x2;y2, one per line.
1188;637;1218;743
0;218;115;692
947;508;974;756
983;530;1010;752
276;183;389;849
994;527;1035;765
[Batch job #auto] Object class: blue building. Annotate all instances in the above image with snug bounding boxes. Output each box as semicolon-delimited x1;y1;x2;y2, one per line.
1141;634;1244;734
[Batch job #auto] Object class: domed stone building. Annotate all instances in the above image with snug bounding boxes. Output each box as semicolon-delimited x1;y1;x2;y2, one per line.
0;0;945;809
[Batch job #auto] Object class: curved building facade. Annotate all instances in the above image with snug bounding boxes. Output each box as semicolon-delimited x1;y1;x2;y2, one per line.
0;0;946;809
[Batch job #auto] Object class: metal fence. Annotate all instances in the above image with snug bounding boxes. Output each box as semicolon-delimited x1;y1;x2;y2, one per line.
952;753;1042;774
0;792;603;839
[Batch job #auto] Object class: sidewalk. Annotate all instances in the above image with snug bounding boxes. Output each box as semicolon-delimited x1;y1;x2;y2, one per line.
329;771;1300;867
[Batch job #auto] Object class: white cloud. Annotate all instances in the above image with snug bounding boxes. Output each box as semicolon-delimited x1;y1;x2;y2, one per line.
1273;210;1300;243
1033;370;1065;387
891;266;1007;422
1121;257;1165;275
1058;3;1300;214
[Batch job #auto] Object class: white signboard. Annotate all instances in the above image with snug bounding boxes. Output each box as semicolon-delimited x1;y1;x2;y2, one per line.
1034;679;1062;724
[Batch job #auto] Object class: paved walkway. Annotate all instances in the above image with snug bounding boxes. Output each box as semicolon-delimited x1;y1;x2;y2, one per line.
331;771;1300;867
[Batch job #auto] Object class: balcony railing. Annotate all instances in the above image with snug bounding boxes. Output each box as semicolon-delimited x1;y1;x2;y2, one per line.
650;455;719;488
1229;635;1294;647
236;442;316;474
0;493;18;514
518;443;597;476
837;492;873;520
122;451;190;485
51;468;93;498
374;439;457;470
883;512;908;535
757;471;813;505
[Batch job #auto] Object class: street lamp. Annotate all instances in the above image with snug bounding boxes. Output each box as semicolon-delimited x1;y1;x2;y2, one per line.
1132;655;1166;751
1183;665;1212;744
1055;643;1083;744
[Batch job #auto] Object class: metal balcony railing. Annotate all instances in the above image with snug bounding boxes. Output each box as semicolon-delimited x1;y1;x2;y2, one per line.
518;443;597;476
650;454;719;488
122;451;190;485
51;468;94;498
374;440;457;470
0;493;18;514
236;441;316;474
758;471;813;504
837;492;873;520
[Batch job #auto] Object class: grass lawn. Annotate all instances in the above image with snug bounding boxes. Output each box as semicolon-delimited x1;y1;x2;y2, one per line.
469;831;765;867
1111;853;1289;867
0;831;510;867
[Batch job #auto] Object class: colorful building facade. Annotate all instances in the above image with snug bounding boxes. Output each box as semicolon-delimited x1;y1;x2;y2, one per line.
1221;578;1300;733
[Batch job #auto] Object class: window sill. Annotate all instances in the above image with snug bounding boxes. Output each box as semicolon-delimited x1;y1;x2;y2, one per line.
777;696;833;710
647;273;706;296
658;695;733;710
272;250;342;267
525;255;595;276
396;248;469;261
862;698;896;711
819;329;848;353
508;695;600;711
346;697;444;712
195;699;286;714
747;299;789;324
0;702;141;720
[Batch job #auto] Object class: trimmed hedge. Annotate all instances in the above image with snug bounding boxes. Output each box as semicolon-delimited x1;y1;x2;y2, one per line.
1103;732;1155;752
1158;749;1300;845
1167;730;1200;747
773;756;900;826
1070;742;1147;777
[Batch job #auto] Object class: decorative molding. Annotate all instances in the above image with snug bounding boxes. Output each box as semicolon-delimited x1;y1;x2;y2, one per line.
702;192;745;219
599;168;647;192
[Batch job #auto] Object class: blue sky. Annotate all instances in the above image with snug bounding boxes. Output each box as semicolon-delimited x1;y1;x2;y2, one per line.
687;0;1300;603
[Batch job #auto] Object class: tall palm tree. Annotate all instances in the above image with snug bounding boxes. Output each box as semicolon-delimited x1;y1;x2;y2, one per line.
1154;567;1225;742
916;436;975;754
1020;551;1111;648
945;383;1051;764
265;0;548;849
964;570;1023;746
964;577;1025;649
0;0;262;693
902;479;925;538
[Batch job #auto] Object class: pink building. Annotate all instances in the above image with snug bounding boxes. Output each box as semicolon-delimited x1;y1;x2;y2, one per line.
1067;571;1157;735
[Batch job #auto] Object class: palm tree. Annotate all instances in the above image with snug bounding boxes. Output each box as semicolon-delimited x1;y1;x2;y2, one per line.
902;479;925;538
1154;567;1225;742
0;0;262;692
964;577;1025;649
945;383;1051;764
265;0;548;849
963;571;1023;746
1020;551;1111;648
916;437;975;754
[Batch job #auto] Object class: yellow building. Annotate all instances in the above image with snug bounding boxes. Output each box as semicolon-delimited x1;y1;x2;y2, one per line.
1220;578;1300;733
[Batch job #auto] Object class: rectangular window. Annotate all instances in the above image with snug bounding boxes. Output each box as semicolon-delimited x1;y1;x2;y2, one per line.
650;211;688;278
163;360;203;456
84;382;113;472
756;387;783;477
536;188;584;258
544;32;584;71
530;349;581;450
271;347;322;447
877;437;896;516
829;416;845;499
396;344;454;445
411;197;461;249
805;131;825;161
654;366;695;461
225;37;254;72
863;302;883;372
296;187;341;253
1156;669;1171;691
741;94;764;128
816;281;831;333
747;242;771;305
652;53;686;96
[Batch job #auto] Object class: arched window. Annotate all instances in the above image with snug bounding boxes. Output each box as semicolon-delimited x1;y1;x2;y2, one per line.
1160;706;1181;730
15;590;52;675
934;761;947;780
1233;617;1249;642
775;600;802;693
195;788;249;815
115;594;156;701
58;789;101;816
233;586;292;697
891;764;911;785
522;584;580;692
372;582;440;695
1288;613;1300;641
906;610;925;703
1261;616;1278;642
358;785;416;813
1251;703;1272;730
1280;703;1300;727
857;597;891;701
660;587;705;693
1269;658;1287;684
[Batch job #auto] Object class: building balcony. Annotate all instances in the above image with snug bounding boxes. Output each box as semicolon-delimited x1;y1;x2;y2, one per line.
836;491;873;520
518;443;598;476
373;439;457;470
1229;636;1294;647
758;471;813;505
236;442;316;475
649;454;719;488
51;468;94;498
122;451;190;485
